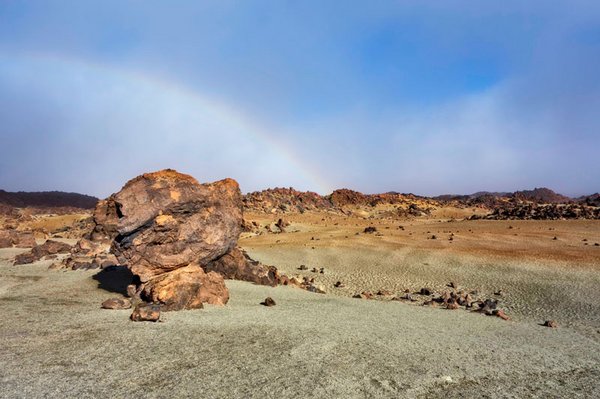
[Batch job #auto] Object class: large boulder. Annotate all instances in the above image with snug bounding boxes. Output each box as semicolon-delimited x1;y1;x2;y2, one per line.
109;170;242;283
87;169;246;311
78;169;281;312
141;264;229;311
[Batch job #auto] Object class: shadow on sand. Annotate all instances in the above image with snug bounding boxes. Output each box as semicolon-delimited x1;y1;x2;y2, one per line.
92;266;136;296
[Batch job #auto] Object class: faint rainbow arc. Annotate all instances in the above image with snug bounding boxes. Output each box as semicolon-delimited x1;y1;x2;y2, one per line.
1;52;333;194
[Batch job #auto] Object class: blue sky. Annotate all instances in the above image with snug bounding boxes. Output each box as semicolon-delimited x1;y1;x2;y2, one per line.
0;1;599;197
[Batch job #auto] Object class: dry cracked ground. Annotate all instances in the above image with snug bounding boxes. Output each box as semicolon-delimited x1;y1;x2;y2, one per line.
1;213;600;398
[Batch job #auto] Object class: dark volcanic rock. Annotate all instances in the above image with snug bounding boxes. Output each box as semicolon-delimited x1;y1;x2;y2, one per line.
261;297;276;307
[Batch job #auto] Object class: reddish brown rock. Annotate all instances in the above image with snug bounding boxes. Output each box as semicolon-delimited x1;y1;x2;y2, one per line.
108;170;242;283
140;264;229;311
0;230;36;248
543;320;558;328
202;247;279;287
130;303;160;322
14;239;72;265
494;309;510;320
101;298;132;310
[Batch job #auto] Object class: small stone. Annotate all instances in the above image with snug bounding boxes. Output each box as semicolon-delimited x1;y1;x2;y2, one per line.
419;288;432;296
543;320;558;328
334;281;345;288
126;284;139;298
447;282;457;289
261;297;276;306
298;265;308;271
446;302;459;310
101;298;132;310
363;226;377;234
130;303;160;322
494;309;510;320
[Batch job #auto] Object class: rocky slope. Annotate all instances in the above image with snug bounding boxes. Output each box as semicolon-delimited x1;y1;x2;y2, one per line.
0;189;98;209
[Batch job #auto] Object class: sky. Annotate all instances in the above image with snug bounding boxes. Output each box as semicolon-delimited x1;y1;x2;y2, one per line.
0;1;599;197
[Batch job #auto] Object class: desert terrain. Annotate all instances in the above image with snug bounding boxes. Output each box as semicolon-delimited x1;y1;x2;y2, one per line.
1;183;599;398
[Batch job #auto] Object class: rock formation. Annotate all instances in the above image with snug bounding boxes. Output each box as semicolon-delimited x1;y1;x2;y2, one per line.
14;239;72;265
83;169;279;311
0;229;36;248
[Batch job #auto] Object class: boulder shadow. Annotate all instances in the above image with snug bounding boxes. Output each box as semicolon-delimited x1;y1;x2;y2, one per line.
92;265;137;296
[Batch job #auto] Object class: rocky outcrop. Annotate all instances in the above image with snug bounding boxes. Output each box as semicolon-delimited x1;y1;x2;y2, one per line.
14;239;72;265
0;230;36;248
91;170;240;310
77;169;282;313
203;247;279;287
471;203;600;220
243;187;334;213
108;171;242;284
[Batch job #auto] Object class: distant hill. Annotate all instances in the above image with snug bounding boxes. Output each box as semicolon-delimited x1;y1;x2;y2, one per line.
435;188;572;204
0;190;98;209
511;188;571;203
579;193;600;207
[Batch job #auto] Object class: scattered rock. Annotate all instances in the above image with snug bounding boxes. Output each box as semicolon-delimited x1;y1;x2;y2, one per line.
274;218;289;232
101;298;132;310
419;288;432;296
543;320;558;328
298;265;308;271
261;297;276;307
130;303;160;322
334;281;345;288
363;226;377;234
14;239;72;265
494;309;510;320
353;291;373;299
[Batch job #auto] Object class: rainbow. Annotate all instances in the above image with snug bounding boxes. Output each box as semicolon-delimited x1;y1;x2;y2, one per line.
0;51;333;194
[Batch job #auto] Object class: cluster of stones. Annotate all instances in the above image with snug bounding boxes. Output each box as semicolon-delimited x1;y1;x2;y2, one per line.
350;284;511;321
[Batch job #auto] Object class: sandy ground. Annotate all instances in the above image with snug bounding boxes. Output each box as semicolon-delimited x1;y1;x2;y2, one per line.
242;214;600;336
1;213;600;398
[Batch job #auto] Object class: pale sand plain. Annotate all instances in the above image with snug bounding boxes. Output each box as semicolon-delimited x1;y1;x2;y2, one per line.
1;215;600;398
